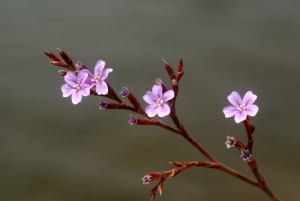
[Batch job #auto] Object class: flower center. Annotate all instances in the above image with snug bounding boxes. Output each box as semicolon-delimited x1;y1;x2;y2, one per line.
92;73;101;83
237;103;246;111
72;83;81;90
156;98;164;106
229;138;235;146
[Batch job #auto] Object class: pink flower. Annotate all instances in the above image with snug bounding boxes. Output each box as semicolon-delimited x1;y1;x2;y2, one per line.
223;91;259;123
61;71;93;105
143;85;174;117
83;60;113;95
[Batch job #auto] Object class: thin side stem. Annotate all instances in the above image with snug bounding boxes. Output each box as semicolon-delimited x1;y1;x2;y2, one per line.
169;161;282;201
169;114;217;163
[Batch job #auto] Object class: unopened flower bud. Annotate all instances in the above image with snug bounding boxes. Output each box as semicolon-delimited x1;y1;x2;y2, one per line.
58;70;68;76
240;149;252;161
98;99;107;109
128;115;137;125
120;87;129;97
142;175;152;184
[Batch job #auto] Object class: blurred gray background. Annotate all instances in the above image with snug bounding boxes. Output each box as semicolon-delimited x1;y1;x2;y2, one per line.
0;1;299;201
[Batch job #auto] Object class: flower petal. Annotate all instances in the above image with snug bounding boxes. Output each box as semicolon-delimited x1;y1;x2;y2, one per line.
100;68;113;80
77;71;88;84
163;90;174;102
96;81;109;95
152;85;162;98
94;60;105;74
71;91;82;105
157;104;171;117
143;91;157;104
246;105;259;116
145;104;158;117
223;106;239;118
243;91;257;106
81;86;91;97
80;69;94;85
234;111;247;123
64;72;77;85
61;84;75;97
227;91;242;108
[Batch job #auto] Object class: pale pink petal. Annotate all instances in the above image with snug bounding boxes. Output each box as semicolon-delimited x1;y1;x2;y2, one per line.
145;104;158;117
100;68;113;80
227;91;242;108
81;87;91;97
234;111;247;123
96;81;109;95
246;105;259;116
61;84;75;97
143;91;157;104
71;91;82;105
80;69;94;85
77;71;88;84
94;60;105;74
243;91;257;106
152;85;162;98
157;104;171;117
64;72;77;85
82;83;93;90
223;106;239;118
163;90;174;102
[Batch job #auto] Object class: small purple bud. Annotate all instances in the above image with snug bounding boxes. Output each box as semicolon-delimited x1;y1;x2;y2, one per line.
142;175;152;184
98;99;107;110
128;115;137;125
171;79;177;86
155;78;163;86
75;61;87;71
240;149;252;161
225;136;236;148
120;87;129;97
58;70;68;76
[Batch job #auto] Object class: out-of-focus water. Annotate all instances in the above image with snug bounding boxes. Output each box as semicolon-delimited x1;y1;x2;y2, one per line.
0;1;299;201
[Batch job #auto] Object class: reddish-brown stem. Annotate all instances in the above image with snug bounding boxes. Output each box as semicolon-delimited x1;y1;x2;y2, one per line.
167;161;281;201
105;102;137;113
216;163;258;187
168;113;217;162
248;159;262;183
126;92;148;116
243;116;255;153
242;117;281;200
106;83;124;103
221;161;281;200
170;161;258;186
137;118;180;134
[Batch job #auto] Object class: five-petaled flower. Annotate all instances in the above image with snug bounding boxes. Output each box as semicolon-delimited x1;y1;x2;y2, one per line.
83;60;113;95
61;71;93;105
223;91;259;123
143;84;174;117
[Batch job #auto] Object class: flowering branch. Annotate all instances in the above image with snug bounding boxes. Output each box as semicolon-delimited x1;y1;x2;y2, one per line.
44;49;282;201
